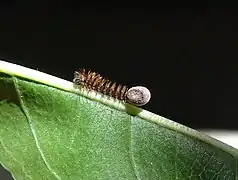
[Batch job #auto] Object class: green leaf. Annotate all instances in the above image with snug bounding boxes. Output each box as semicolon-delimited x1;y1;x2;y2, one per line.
0;60;237;180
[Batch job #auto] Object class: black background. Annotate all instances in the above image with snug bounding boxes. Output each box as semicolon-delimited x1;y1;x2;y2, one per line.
1;3;238;179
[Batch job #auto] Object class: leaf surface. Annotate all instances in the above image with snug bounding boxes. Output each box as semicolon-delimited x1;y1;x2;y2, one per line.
0;60;237;180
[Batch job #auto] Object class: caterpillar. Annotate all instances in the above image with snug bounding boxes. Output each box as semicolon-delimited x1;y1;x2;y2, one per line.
73;69;151;106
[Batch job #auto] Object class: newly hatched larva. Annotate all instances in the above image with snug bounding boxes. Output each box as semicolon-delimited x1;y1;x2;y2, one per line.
73;69;151;106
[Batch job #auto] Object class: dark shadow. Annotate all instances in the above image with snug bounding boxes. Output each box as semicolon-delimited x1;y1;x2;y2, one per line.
0;73;20;106
0;164;13;180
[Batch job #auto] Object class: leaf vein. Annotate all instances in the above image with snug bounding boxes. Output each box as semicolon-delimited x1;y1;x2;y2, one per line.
129;116;141;180
13;77;61;180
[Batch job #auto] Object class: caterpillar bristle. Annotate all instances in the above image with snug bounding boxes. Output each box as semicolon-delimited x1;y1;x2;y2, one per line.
73;69;151;106
73;69;128;100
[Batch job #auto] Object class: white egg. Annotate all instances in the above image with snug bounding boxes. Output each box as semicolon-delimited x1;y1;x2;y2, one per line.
126;86;151;106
